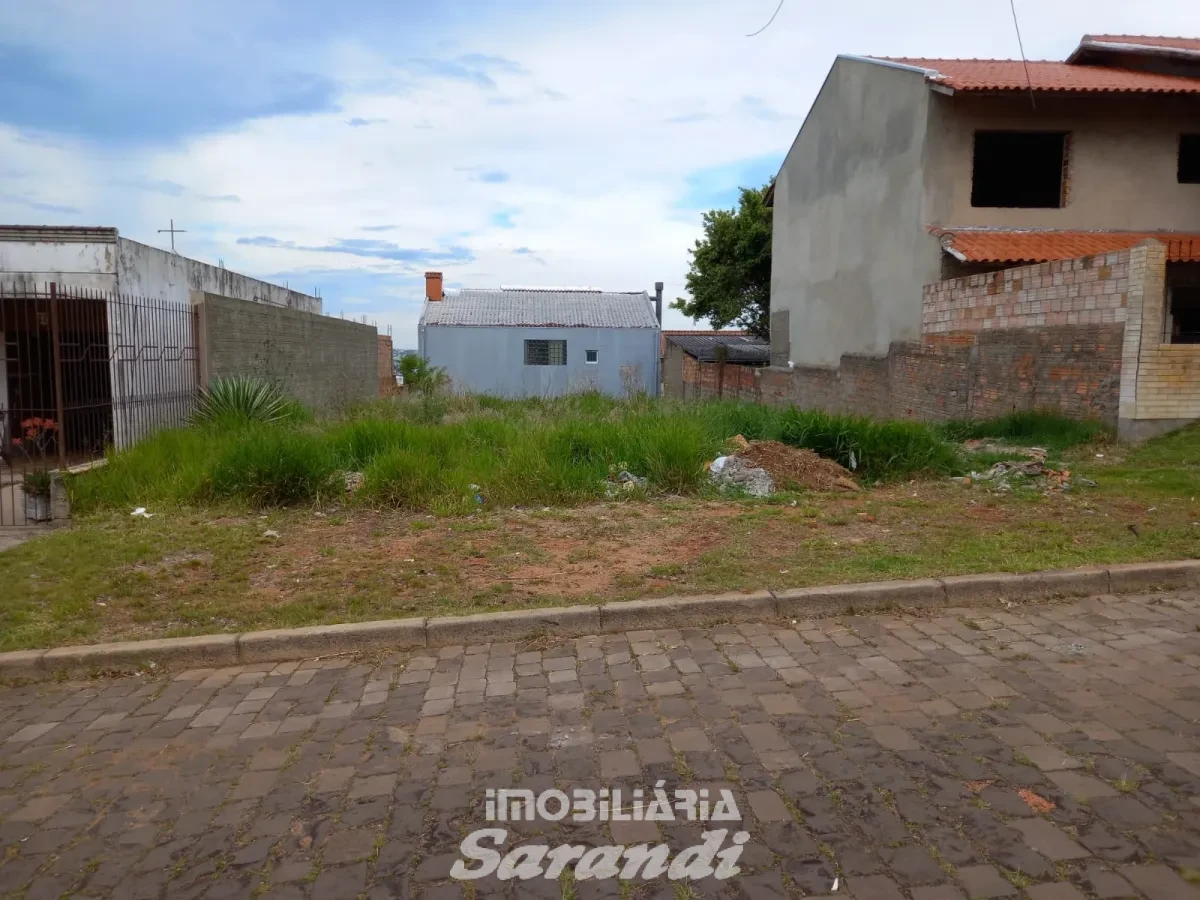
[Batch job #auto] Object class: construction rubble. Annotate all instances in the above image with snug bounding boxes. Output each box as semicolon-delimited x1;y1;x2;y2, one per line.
709;437;860;496
952;446;1095;493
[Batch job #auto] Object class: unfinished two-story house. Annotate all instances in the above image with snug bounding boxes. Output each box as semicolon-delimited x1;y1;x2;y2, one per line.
767;34;1200;439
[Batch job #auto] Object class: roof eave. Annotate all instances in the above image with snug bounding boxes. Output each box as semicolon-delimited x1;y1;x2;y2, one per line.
1068;38;1200;65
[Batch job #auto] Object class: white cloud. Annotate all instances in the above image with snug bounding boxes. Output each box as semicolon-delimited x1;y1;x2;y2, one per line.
1;0;1197;345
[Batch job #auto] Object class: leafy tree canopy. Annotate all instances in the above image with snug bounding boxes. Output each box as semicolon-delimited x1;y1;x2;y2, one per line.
671;183;772;339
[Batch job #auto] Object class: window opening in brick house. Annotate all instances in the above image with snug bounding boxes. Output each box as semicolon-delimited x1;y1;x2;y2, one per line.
971;131;1068;208
1180;134;1200;184
1167;284;1200;344
524;339;566;365
585;349;598;363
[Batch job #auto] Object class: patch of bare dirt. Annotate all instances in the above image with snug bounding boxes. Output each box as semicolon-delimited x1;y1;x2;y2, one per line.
736;441;860;492
132;551;213;576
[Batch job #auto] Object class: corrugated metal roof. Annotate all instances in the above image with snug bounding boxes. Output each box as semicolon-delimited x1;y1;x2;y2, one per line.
421;288;660;328
665;332;771;363
932;228;1200;263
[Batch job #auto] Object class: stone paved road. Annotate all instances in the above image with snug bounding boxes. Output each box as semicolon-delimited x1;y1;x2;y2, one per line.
5;594;1200;899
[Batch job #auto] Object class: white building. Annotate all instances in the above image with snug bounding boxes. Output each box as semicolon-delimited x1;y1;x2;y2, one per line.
0;225;322;456
0;225;320;312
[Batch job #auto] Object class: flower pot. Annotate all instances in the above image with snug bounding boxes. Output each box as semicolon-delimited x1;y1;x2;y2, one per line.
23;491;51;523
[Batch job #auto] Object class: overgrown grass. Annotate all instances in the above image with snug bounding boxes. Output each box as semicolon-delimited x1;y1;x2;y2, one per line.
6;420;1197;649
939;410;1109;452
69;394;1110;515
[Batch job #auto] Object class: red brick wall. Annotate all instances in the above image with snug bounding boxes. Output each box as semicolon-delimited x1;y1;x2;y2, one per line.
377;334;397;397
761;327;1122;426
680;359;764;402
676;250;1131;426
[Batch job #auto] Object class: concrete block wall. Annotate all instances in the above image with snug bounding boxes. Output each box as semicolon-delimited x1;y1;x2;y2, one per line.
195;292;378;413
923;250;1130;335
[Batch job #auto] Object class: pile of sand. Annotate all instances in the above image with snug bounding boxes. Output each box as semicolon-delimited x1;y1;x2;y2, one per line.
736;440;860;492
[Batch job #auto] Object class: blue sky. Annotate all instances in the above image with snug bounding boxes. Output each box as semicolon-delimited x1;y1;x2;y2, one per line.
1;0;1194;343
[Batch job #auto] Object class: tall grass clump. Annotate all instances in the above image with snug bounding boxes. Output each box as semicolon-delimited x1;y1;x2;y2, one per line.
696;400;788;442
67;427;221;513
631;413;717;493
192;376;308;427
208;427;339;506
939;410;1109;451
778;409;962;481
360;448;481;514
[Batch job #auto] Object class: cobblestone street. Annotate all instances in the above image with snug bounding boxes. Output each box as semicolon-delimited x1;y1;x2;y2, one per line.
4;593;1200;899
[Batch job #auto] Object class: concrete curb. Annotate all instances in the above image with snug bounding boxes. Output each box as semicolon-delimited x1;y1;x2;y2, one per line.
2;560;1197;680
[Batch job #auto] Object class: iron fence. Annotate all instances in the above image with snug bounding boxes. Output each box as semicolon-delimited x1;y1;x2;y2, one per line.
0;282;198;526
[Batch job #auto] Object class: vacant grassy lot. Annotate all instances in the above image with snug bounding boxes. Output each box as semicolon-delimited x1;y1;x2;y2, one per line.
1;397;1196;651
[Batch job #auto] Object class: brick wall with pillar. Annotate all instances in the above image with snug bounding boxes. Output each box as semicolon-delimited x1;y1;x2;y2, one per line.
1119;240;1200;441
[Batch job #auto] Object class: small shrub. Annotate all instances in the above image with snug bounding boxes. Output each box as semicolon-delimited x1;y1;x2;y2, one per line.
20;470;52;498
192;376;305;427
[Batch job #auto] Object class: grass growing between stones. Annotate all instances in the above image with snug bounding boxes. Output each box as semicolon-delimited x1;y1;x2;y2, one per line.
0;421;1196;651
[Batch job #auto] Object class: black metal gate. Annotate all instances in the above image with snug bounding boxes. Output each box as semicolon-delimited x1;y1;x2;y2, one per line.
0;282;198;526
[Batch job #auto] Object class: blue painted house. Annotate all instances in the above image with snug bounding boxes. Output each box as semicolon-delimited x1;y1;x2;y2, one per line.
418;272;662;398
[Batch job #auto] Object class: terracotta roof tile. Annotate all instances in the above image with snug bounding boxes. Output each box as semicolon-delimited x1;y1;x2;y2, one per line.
932;229;1200;264
884;58;1200;94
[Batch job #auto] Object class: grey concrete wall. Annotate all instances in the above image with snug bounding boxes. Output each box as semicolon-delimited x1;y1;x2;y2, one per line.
196;292;377;413
420;325;660;397
924;92;1200;231
770;57;943;367
0;232;119;293
118;238;320;312
0;232;320;312
662;342;688;399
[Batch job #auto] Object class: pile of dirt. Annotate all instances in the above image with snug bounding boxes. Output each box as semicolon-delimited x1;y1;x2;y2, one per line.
737;440;860;492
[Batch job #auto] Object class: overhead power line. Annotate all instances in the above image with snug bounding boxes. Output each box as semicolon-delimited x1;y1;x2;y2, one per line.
746;0;786;37
1008;0;1037;109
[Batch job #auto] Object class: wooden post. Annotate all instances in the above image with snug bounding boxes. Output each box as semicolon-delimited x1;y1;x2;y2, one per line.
48;282;67;467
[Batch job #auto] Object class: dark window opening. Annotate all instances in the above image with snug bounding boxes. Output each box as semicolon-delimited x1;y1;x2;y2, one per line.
971;131;1067;208
1180;135;1200;184
524;339;567;365
1168;286;1200;344
585;349;598;363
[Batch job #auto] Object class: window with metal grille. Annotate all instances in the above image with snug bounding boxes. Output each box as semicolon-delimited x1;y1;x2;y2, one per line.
585;349;598;363
1180;135;1200;184
524;339;567;365
971;131;1067;208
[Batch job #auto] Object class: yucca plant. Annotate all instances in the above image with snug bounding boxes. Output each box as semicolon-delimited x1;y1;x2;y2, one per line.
192;376;297;427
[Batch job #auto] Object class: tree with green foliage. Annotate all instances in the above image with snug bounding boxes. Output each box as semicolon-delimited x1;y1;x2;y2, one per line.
399;354;449;397
671;183;772;339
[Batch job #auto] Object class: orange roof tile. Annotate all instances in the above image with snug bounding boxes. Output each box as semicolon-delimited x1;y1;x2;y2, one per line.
886;58;1200;94
932;229;1200;264
1085;35;1200;51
